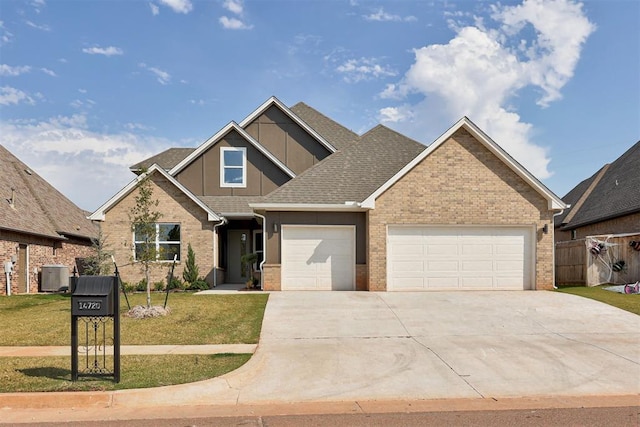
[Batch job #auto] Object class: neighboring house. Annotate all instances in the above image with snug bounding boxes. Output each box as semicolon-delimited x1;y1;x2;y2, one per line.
90;97;566;292
0;145;98;295
555;141;640;241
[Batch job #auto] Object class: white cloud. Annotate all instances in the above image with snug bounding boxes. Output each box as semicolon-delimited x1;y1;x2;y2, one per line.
223;0;244;15
0;114;174;211
336;57;397;83
0;64;32;76
219;16;252;30
149;3;160;15
0;86;36;105
379;0;595;180
139;63;171;85
158;0;192;14
82;46;124;56
364;8;416;22
1;21;15;45
25;20;51;31
41;67;57;77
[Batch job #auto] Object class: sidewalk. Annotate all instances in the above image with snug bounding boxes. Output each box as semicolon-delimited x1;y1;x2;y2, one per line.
0;344;257;357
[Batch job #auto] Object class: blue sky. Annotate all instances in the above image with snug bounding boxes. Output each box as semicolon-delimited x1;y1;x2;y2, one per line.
1;0;638;211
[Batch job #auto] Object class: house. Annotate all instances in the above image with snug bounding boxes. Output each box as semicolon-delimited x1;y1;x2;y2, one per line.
554;141;640;241
90;97;566;291
0;145;98;295
554;141;640;286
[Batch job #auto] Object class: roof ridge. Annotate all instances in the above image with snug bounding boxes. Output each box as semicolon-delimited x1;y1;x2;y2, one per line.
562;163;610;225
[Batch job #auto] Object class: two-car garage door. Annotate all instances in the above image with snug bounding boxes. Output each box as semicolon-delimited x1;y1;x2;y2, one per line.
387;226;533;291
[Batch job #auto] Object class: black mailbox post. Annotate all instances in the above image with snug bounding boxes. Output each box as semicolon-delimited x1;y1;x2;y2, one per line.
70;273;120;382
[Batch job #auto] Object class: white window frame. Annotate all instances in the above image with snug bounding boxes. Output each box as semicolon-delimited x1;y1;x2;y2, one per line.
134;223;181;262
220;147;247;188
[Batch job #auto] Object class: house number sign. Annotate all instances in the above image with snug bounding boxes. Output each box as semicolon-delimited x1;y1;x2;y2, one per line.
77;300;102;311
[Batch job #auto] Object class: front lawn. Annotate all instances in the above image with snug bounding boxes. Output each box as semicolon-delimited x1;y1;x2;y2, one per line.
555;285;640;315
0;292;268;346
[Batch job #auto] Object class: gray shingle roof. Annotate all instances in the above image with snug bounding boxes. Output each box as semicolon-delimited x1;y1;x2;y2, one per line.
198;196;265;216
260;125;425;205
290;102;360;151
559;141;640;229
130;148;196;172
0;144;97;240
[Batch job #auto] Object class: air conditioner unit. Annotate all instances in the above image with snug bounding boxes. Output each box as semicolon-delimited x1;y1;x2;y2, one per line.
41;265;69;292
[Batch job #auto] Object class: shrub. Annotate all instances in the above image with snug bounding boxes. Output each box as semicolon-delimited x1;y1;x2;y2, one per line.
153;281;165;292
187;278;209;291
168;277;183;290
182;243;199;285
121;282;135;293
135;279;147;292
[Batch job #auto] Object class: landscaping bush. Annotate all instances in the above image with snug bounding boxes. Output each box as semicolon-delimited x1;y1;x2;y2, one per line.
135;279;147;292
153;281;165;292
122;282;135;293
187;278;209;291
168;277;183;290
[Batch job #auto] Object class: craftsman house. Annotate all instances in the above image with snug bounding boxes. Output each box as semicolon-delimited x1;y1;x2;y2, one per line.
1;145;97;295
90;97;566;291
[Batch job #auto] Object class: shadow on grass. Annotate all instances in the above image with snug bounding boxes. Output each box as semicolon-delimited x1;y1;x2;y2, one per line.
19;367;70;381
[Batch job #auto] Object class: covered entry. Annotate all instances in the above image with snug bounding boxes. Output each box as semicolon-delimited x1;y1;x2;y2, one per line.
387;225;533;291
281;225;355;290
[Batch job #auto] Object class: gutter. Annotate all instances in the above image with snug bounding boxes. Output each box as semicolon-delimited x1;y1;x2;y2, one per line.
212;217;227;288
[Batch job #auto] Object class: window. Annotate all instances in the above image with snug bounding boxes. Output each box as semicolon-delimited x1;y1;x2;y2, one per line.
220;147;246;187
134;223;181;261
253;230;264;269
571;229;577;240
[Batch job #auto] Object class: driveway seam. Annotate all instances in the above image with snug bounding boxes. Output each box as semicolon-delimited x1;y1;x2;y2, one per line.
376;294;485;398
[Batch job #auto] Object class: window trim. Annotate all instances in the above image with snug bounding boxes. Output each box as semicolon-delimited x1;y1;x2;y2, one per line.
134;223;181;262
220;147;247;188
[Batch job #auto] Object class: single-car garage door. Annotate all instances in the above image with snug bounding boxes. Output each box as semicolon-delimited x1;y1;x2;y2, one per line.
281;225;355;291
387;226;533;291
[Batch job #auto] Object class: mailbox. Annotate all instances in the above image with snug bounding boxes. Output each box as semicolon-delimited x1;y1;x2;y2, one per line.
71;276;115;317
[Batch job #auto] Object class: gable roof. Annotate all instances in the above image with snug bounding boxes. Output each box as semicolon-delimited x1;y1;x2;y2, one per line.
168;121;296;178
130;148;196;173
251;124;425;209
558;140;640;230
238;96;338;154
361;117;567;210
0;144;97;240
290;102;360;151
89;164;220;222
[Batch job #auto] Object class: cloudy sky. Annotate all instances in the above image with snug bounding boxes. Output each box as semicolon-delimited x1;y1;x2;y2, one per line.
1;0;638;211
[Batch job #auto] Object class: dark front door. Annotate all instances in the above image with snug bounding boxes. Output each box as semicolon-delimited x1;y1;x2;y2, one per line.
228;230;249;283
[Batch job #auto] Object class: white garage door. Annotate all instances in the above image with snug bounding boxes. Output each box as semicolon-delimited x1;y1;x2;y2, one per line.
281;225;355;291
387;226;533;291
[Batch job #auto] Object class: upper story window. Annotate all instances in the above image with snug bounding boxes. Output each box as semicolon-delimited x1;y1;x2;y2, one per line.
134;223;181;262
220;147;246;188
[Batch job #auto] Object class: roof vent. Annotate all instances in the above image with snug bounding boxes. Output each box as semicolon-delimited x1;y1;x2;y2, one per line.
8;187;16;209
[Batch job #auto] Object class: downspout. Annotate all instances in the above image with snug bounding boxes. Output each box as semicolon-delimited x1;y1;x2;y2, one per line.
213;217;227;288
253;212;267;290
552;210;565;290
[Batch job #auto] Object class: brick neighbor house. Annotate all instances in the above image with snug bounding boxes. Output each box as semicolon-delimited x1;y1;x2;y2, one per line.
1;145;98;295
90;97;566;291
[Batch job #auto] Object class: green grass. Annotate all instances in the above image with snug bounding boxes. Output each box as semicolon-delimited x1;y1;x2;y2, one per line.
0;354;250;392
555;285;640;315
0;292;269;346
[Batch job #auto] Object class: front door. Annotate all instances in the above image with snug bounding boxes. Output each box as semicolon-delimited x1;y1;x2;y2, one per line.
228;230;249;284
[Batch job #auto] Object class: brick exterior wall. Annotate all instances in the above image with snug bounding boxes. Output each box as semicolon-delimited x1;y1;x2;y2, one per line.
355;264;367;291
100;173;215;288
262;264;281;290
367;128;555;291
556;212;640;242
1;231;93;295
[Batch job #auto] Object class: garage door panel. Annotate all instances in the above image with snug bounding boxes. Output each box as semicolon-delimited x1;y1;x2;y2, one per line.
388;226;532;291
282;226;355;291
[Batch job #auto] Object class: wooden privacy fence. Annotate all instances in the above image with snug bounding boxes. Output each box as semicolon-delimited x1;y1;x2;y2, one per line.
556;233;640;286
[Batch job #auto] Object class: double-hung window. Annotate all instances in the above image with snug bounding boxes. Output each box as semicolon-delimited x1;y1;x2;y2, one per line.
134;223;181;261
220;147;246;187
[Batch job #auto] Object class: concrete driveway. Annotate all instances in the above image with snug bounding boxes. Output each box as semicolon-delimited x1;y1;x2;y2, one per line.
220;291;639;403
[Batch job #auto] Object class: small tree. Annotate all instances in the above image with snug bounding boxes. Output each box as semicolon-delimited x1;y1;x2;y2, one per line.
83;228;114;276
128;171;162;308
182;243;199;285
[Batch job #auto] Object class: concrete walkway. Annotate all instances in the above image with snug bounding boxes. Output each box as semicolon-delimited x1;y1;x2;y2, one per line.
1;291;638;421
